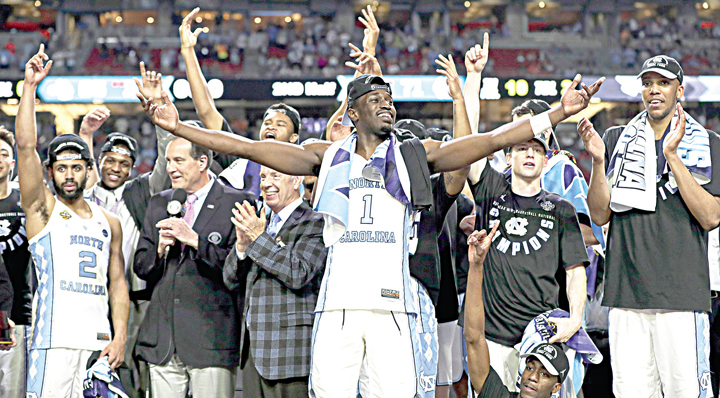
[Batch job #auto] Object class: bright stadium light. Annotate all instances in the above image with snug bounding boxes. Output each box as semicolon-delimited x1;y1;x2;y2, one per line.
254;17;262;24
703;2;710;9
147;17;154;24
539;1;546;8
115;16;122;23
464;1;471;7
285;16;292;23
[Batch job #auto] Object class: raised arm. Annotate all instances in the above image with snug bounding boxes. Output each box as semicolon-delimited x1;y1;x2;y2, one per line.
426;75;605;174
663;104;720;230
435;54;471;196
133;63;172;194
576;117;612;226
463;35;490;184
99;211;129;370
77;107;111;189
15;45;55;237
325;5;379;141
180;8;224;131
464;222;499;394
138;91;329;176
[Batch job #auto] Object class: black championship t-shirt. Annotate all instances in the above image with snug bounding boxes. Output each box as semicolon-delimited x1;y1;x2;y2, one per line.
472;368;518;398
602;127;720;312
0;189;32;325
470;165;589;346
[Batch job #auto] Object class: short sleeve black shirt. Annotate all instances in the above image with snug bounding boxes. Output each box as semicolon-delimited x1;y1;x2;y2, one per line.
601;127;720;312
0;189;32;324
473;368;518;398
470;165;589;345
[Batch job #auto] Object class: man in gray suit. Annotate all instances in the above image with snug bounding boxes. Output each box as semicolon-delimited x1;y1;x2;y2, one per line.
224;165;328;398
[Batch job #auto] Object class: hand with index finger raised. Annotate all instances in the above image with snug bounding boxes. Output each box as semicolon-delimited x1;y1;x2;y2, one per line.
24;43;53;87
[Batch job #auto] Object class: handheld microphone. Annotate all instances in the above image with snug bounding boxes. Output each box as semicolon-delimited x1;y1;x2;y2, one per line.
165;188;187;257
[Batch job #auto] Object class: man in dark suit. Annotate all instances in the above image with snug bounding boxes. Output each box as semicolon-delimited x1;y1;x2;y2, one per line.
223;165;327;398
134;137;255;398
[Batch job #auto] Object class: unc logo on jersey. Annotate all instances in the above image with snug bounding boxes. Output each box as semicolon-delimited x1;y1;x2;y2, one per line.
0;219;10;236
505;217;528;236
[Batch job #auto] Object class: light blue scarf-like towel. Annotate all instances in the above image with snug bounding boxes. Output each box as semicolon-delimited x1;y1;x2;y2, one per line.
606;110;711;212
313;133;412;246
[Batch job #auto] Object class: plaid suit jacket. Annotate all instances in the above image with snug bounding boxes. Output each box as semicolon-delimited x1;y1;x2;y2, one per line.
223;200;328;380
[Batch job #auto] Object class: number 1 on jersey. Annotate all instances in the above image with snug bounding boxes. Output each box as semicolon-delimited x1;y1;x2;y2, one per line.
361;194;374;224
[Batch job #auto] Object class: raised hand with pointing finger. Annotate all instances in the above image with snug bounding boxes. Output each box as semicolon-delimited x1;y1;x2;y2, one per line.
24;44;52;87
465;32;490;76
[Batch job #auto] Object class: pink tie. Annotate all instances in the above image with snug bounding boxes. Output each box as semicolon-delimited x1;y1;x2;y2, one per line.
181;194;197;250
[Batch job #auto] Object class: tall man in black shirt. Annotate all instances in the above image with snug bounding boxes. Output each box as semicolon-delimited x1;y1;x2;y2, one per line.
0;126;33;398
463;224;569;398
577;55;720;397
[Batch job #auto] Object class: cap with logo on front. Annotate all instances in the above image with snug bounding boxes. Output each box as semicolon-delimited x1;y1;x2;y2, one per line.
520;342;569;383
638;55;684;84
342;74;393;127
101;132;138;162
47;134;92;165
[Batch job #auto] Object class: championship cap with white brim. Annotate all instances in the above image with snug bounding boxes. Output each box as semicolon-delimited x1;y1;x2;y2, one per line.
519;342;569;383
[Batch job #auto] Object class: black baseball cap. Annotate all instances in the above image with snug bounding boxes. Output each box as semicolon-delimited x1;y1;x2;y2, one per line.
47;134;92;165
510;134;549;153
520;343;569;383
394;119;426;139
264;104;302;136
101;132;138;162
638;55;684;84
342;74;392;127
525;99;551;115
425;127;452;142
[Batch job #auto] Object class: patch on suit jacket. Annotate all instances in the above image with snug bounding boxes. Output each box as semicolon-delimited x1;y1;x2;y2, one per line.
208;231;222;244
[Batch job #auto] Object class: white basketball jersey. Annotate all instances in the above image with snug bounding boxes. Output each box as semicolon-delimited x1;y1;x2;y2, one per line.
318;154;409;312
29;200;113;351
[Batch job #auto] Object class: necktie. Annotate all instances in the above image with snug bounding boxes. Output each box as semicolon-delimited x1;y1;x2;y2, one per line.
266;213;281;238
183;194;198;227
181;194;197;250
